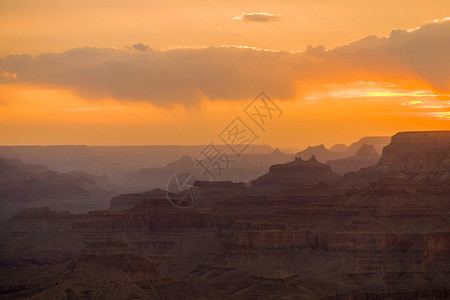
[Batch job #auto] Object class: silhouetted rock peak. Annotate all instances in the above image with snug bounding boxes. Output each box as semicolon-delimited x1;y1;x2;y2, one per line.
165;155;194;168
270;156;331;172
307;144;326;150
248;156;342;195
327;144;381;175
330;143;347;152
271;148;283;155
296;144;338;162
355;144;378;156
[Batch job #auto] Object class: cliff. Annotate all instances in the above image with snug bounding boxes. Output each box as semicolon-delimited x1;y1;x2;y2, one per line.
0;131;449;299
345;131;450;185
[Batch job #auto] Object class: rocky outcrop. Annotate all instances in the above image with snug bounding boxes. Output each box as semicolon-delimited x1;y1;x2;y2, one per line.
297;136;390;163
373;131;450;175
396;147;450;182
247;155;342;194
296;144;344;162
330;143;348;152
327;144;380;175
345;131;450;186
118;149;293;192
342;136;391;155
0;158;114;221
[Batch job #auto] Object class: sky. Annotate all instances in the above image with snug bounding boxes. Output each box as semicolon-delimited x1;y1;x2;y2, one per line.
0;0;449;149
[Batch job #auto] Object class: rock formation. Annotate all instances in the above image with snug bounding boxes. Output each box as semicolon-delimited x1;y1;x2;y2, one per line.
345;131;450;186
296;144;344;162
297;136;390;163
0;131;449;299
247;155;342;195
119;148;293;192
0;157;114;222
327;144;380;175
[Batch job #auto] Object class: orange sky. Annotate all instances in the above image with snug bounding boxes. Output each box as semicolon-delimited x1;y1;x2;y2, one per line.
1;0;450;55
0;1;449;148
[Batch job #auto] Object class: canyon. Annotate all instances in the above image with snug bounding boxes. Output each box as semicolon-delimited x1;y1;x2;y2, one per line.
0;131;449;299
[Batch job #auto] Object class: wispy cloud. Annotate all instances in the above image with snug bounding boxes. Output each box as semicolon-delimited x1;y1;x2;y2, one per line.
232;12;281;23
425;111;450;119
62;107;124;112
304;87;445;102
400;100;422;106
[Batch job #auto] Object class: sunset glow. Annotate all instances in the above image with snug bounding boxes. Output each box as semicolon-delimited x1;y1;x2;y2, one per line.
0;1;449;147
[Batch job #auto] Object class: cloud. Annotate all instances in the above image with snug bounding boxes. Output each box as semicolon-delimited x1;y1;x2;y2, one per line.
400;100;422;106
0;19;449;106
303;45;326;57
0;46;298;106
426;111;450;119
127;43;151;51
232;12;281;23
